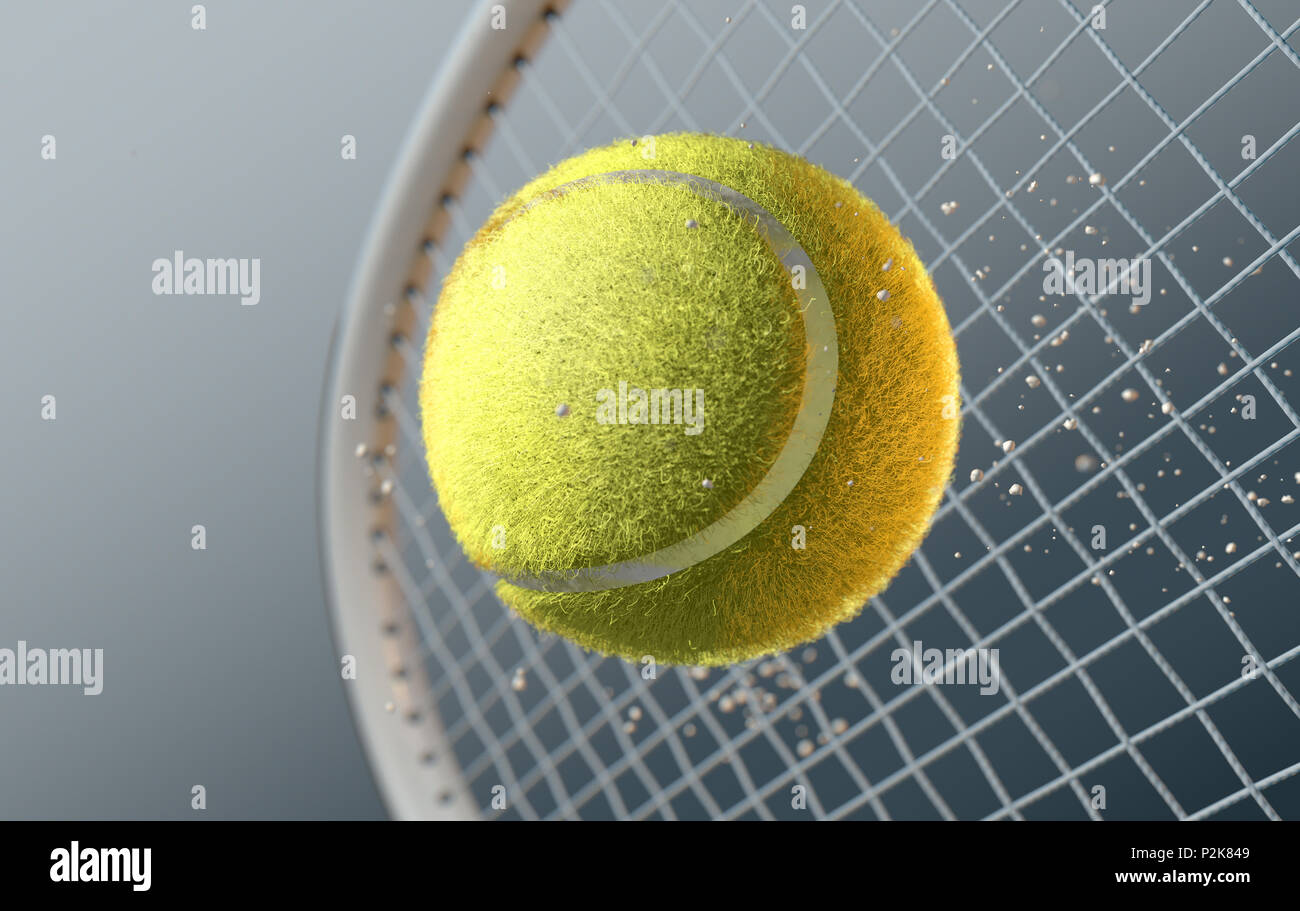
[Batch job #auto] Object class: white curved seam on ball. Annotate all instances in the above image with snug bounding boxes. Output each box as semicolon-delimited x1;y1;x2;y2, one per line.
498;169;839;593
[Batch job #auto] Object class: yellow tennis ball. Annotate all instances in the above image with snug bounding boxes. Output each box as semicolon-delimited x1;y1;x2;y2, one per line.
420;132;959;666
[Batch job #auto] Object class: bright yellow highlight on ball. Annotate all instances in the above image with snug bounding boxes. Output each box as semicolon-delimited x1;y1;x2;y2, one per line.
420;133;960;666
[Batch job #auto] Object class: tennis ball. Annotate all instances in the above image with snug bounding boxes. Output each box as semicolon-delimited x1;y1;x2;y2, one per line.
420;133;959;666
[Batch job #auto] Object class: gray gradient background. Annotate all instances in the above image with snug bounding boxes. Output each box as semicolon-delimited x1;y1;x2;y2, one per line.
0;0;458;819
3;0;1300;819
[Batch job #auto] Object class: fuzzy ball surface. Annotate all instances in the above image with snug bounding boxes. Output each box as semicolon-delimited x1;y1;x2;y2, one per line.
420;133;959;666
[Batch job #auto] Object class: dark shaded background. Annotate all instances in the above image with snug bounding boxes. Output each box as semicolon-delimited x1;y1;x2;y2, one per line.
4;0;1300;819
